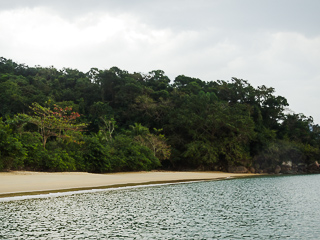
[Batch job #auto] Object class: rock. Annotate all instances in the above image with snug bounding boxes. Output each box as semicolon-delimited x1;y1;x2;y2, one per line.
291;164;298;174
249;167;255;173
297;163;307;173
228;166;249;173
307;161;320;173
281;161;292;174
314;161;319;168
274;165;281;174
282;161;293;167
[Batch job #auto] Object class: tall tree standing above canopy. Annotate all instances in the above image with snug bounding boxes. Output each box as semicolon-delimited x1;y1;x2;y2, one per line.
23;102;86;149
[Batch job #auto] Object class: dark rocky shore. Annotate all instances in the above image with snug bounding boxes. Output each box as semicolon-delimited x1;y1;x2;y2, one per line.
228;161;320;175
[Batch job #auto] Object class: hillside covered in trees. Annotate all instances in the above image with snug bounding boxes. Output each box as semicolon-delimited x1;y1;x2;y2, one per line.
1;57;320;174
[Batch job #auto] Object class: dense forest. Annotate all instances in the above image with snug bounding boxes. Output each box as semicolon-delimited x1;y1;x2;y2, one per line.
1;57;320;174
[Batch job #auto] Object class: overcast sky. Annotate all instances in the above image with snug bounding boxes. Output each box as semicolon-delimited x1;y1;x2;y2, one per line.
1;0;320;123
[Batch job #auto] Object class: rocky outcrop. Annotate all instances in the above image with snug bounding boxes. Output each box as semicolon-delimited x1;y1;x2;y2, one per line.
274;165;281;174
281;161;292;174
297;163;307;173
227;161;320;175
307;161;320;173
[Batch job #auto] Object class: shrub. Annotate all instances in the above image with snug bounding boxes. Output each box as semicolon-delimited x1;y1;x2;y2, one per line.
0;119;26;170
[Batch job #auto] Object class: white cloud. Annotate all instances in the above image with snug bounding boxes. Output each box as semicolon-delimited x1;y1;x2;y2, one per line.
0;8;174;71
211;31;320;122
1;4;320;124
263;32;320;122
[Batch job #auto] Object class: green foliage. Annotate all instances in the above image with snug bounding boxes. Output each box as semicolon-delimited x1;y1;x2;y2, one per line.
88;101;114;132
22;102;86;149
19;132;44;170
183;141;219;169
1;56;320;173
254;140;304;170
83;133;112;173
168;92;255;169
130;123;171;161
0;118;26;170
99;117;117;142
83;133;160;173
130;123;149;136
0;79;25;117
109;134;160;172
300;143;320;165
44;145;77;172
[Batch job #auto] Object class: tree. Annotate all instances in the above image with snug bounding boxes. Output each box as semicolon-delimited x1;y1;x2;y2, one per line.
99;116;116;142
0;80;26;117
0;118;26;170
173;75;204;95
168;91;255;169
130;123;171;161
280;113;314;144
23;102;86;149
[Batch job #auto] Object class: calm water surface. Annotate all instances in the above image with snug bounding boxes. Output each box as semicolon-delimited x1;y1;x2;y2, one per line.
1;174;320;239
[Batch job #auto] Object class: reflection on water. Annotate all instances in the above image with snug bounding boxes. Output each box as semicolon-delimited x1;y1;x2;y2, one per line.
1;175;320;239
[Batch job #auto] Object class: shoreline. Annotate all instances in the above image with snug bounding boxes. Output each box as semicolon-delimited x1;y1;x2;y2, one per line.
0;171;261;198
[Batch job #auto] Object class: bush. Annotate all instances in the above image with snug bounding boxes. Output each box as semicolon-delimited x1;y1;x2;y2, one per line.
44;148;76;172
83;133;112;173
83;133;161;173
109;135;161;172
0;119;26;171
19;132;44;170
253;140;303;169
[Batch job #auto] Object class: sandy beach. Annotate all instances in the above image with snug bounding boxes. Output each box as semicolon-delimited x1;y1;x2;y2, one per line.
0;171;258;197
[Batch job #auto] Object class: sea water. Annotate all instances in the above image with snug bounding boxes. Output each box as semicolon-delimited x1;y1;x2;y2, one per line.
1;175;320;239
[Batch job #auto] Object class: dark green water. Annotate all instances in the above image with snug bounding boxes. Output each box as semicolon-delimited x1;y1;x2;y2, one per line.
1;174;320;239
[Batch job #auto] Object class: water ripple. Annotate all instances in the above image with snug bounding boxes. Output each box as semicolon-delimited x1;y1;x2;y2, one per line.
1;175;320;239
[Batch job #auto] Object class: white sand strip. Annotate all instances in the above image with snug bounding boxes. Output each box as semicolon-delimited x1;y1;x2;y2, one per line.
0;171;258;197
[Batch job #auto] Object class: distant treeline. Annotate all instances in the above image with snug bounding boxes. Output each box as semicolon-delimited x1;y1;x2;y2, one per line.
1;56;320;173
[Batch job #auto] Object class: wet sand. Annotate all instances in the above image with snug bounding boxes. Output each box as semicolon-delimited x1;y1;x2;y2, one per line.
0;171;258;197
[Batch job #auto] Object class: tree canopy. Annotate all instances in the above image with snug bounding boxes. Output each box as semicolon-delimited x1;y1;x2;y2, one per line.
1;56;319;173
